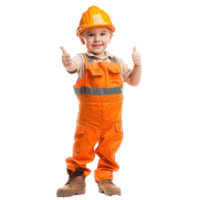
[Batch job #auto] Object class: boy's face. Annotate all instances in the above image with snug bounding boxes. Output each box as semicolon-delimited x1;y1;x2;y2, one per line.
80;26;113;57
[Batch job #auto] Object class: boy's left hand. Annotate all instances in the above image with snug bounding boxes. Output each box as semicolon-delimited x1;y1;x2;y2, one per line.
132;46;141;66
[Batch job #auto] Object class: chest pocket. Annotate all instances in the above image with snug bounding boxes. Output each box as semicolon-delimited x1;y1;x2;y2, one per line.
107;65;123;87
87;65;104;88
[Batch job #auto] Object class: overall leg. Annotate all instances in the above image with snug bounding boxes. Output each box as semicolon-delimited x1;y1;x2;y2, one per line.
94;100;124;183
94;121;123;183
66;122;101;178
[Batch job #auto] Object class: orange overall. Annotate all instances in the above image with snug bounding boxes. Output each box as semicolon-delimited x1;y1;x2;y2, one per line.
65;53;124;183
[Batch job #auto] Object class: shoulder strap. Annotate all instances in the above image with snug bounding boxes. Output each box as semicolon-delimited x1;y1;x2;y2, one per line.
111;54;118;63
82;53;93;63
111;56;118;63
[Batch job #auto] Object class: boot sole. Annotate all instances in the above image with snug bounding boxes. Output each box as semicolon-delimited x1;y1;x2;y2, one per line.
55;191;88;198
57;189;85;197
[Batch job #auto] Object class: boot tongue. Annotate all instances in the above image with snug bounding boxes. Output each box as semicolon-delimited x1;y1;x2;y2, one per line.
74;169;84;177
68;169;84;179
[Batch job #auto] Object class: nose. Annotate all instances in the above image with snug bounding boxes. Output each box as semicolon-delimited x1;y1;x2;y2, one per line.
94;35;100;42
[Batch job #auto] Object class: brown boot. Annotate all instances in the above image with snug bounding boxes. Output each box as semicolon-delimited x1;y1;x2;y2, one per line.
98;179;121;196
56;169;86;197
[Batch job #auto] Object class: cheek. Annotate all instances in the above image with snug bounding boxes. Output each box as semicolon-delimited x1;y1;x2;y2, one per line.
104;35;110;43
86;38;93;46
103;37;109;44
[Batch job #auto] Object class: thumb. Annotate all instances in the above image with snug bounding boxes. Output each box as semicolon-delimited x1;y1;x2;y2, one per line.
131;45;138;52
58;45;69;54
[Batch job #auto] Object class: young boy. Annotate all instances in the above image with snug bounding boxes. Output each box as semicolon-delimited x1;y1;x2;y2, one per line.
57;6;141;197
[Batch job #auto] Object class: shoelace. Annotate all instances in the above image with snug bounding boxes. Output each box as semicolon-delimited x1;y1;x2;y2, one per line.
63;177;74;185
63;177;85;185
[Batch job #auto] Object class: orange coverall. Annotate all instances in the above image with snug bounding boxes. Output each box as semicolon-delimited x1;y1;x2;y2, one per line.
65;53;124;183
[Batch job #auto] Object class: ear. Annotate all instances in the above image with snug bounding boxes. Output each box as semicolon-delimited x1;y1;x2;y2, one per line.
109;34;115;44
79;37;85;46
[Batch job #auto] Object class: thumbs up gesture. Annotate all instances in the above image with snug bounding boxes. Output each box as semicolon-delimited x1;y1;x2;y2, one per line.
132;46;141;66
60;46;73;68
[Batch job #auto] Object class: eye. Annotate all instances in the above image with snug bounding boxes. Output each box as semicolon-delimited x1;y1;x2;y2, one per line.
101;33;106;36
88;34;94;37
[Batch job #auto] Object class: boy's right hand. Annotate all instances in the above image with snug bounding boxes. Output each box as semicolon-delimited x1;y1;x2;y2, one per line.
60;46;73;68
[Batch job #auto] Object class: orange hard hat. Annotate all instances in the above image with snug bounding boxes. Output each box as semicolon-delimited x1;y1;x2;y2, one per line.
76;6;115;37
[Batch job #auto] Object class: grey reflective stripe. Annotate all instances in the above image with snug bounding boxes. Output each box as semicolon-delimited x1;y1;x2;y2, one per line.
74;86;123;95
84;53;117;63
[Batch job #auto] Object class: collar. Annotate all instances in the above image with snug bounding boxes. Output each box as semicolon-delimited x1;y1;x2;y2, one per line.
86;50;114;60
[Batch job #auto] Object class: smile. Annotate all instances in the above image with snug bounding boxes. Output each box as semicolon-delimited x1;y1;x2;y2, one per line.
93;44;103;47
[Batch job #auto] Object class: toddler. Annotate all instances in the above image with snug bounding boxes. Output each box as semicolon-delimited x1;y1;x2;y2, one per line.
57;5;141;197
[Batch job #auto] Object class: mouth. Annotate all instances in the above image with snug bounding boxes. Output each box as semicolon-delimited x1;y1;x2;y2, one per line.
93;44;103;48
